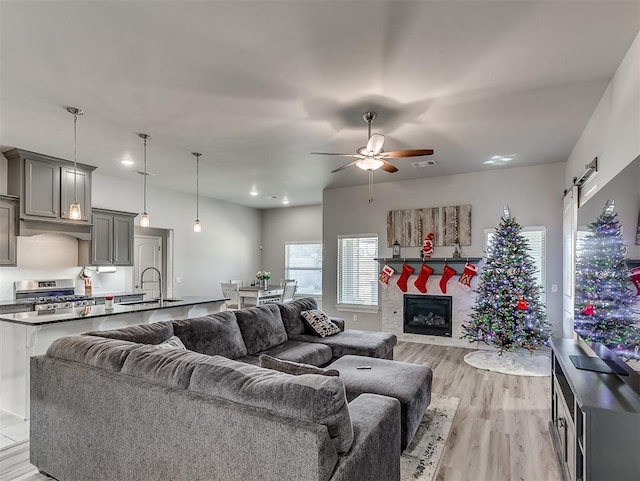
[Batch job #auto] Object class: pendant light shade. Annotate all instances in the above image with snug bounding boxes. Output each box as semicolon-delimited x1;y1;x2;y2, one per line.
138;133;151;227
66;107;83;220
192;152;202;233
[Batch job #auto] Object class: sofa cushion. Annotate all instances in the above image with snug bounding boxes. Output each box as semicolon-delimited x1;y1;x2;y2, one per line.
277;297;318;336
171;312;248;359
84;321;174;345
259;340;333;367
289;330;398;359
47;336;141;372
301;310;341;338
260;354;339;377
121;346;217;390
234;304;288;355
189;356;354;454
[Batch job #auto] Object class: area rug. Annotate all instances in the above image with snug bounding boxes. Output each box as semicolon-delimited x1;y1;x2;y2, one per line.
400;393;460;481
464;349;551;377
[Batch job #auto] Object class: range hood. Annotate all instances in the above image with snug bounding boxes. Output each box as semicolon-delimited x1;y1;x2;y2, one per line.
18;219;92;240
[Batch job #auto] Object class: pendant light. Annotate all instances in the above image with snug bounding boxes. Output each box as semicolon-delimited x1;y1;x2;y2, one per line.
138;133;151;227
192;152;202;232
66;107;83;220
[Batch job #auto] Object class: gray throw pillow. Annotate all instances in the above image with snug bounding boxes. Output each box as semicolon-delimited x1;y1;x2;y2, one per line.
154;335;187;350
300;310;341;337
259;354;339;377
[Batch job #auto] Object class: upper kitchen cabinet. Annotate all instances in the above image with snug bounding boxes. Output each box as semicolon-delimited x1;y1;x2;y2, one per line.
4;148;96;224
0;195;18;266
88;208;136;266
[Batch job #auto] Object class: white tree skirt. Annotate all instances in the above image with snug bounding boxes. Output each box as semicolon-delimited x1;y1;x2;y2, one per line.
464;349;551;377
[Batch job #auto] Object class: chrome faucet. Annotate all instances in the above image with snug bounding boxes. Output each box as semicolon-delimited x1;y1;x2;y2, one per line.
140;267;163;305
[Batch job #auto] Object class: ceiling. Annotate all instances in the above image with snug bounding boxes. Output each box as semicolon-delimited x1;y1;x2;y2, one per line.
1;1;639;209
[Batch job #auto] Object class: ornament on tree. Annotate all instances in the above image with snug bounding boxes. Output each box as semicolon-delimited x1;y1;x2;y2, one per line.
414;263;434;293
516;298;528;310
421;233;434;258
439;263;457;294
396;262;414;293
458;262;477;290
630;266;640;296
582;303;595;316
378;264;395;289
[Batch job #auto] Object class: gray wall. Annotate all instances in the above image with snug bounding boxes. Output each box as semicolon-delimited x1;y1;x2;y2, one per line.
322;162;566;335
261;205;322;284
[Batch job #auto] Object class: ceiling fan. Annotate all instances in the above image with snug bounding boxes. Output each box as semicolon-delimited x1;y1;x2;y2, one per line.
311;111;434;174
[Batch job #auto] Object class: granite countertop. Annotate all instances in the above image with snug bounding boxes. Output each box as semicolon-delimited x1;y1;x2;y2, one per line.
92;292;144;299
0;296;226;326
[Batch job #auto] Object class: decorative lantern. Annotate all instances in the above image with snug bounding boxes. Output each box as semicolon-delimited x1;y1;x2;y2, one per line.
392;240;401;258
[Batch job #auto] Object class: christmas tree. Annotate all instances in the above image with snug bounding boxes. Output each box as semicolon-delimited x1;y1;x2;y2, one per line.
574;201;640;360
462;208;551;353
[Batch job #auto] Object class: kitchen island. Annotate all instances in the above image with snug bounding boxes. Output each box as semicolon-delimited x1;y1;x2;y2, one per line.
0;296;225;419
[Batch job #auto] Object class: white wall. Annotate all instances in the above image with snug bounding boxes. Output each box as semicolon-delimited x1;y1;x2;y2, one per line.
261;205;322;283
567;31;640;204
322;162;566;336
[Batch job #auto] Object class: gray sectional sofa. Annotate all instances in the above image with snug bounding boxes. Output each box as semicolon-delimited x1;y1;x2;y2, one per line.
30;298;401;481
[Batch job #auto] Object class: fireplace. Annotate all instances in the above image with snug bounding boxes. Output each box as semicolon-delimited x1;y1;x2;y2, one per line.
403;294;452;337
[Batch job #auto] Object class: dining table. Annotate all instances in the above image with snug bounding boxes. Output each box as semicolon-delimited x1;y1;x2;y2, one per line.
237;285;284;308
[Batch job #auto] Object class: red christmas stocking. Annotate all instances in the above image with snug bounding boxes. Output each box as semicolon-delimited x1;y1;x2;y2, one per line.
440;264;457;294
414;263;434;293
631;266;640;296
458;262;477;290
396;263;414;293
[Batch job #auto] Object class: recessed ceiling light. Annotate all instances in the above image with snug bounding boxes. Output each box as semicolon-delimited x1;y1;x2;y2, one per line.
484;154;516;165
250;191;258;196
282;199;289;205
121;159;134;166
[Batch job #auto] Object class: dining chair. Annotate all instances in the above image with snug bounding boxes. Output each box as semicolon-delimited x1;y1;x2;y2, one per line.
220;282;241;310
280;279;297;303
229;279;244;287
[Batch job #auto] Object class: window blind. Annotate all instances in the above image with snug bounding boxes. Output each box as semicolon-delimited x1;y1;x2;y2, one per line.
337;234;378;306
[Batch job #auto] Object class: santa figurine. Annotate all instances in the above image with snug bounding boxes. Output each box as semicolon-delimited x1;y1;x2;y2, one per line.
421;232;434;258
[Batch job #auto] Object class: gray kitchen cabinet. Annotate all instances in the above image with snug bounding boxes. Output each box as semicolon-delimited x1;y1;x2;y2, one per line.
90;209;135;266
0;195;18;266
4;148;96;224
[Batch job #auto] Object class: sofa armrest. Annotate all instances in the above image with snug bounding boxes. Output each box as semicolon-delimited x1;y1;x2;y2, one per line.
329;317;345;332
331;393;401;481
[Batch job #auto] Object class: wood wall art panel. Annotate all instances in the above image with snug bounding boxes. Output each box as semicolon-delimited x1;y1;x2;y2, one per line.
387;205;471;247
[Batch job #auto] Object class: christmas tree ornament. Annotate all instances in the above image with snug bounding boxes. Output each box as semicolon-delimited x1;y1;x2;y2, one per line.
396;262;414;293
582;303;595;315
458;262;477;290
516;298;528;310
421;233;434;258
439;263;457;294
630;266;640;296
378;264;395;289
414;263;434;293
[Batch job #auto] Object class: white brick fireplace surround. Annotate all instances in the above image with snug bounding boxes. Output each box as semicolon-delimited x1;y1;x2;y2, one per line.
381;273;493;350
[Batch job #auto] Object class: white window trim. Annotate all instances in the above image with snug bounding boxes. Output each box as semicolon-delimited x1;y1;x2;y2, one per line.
337;233;379;309
285;241;323;297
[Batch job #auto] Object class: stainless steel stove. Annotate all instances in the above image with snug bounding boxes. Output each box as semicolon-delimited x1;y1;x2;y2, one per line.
14;279;95;311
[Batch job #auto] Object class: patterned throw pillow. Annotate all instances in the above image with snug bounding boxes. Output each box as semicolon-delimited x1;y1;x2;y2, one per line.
154;335;187;350
300;310;341;338
259;354;340;376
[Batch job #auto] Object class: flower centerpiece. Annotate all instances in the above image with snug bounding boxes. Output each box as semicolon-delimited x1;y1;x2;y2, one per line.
255;271;271;289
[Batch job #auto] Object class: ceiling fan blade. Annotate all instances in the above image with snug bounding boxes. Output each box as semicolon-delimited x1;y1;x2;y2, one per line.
331;159;359;173
366;133;385;156
380;160;399;173
381;149;434;158
310;152;361;158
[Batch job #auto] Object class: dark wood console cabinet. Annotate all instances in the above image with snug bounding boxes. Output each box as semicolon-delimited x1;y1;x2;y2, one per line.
550;338;640;481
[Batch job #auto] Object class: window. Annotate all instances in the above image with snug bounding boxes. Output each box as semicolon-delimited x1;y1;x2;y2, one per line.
285;242;322;296
337;234;379;308
485;226;547;302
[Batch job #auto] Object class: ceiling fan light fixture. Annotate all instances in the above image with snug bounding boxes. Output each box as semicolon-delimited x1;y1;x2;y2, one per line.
356;158;384;171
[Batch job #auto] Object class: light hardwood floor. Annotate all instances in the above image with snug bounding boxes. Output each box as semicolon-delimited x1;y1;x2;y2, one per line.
394;341;561;481
0;341;561;481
